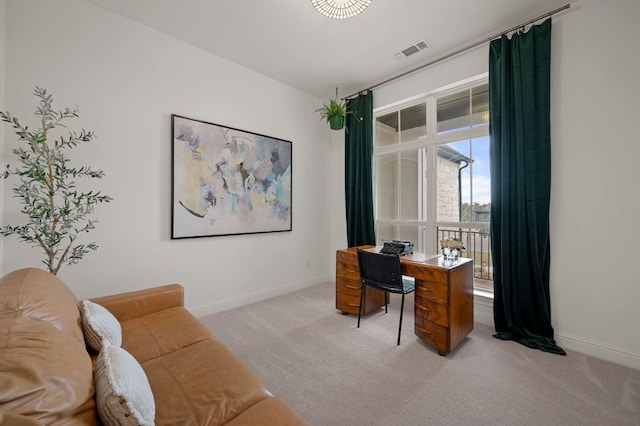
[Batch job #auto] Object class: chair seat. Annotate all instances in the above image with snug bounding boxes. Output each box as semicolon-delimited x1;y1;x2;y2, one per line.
401;276;415;294
375;276;414;295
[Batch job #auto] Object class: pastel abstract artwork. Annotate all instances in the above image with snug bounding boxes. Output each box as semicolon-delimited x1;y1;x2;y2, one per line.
171;115;292;239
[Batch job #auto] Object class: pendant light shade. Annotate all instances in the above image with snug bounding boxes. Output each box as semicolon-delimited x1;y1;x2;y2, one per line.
311;0;372;20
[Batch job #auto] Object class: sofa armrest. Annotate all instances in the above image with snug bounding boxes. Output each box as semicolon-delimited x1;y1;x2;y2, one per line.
90;284;184;322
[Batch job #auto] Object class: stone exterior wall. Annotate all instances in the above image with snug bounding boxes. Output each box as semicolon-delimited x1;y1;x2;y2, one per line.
437;156;460;222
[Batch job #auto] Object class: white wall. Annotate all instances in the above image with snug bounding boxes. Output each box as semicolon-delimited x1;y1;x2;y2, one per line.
549;0;640;370
0;0;6;278
329;129;347;273
332;0;640;370
2;0;333;313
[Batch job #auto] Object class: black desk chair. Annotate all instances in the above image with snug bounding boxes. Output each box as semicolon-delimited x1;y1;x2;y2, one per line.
356;249;416;345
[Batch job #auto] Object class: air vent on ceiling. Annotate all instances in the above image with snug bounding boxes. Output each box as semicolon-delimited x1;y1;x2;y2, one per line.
394;40;430;60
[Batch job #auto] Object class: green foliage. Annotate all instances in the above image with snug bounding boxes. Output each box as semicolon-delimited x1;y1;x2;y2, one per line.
461;202;491;223
315;98;349;122
315;96;362;132
1;86;112;275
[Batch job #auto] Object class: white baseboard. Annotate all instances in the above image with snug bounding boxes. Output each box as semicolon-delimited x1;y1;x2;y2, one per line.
555;331;640;371
474;291;494;326
188;274;331;318
472;293;640;371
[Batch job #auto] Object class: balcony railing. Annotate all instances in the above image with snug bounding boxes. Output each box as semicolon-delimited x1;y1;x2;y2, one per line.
437;226;493;287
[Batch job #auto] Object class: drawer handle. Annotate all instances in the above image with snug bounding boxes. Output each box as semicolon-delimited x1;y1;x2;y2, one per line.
345;285;360;290
420;287;434;293
415;303;431;313
345;303;360;307
416;325;432;335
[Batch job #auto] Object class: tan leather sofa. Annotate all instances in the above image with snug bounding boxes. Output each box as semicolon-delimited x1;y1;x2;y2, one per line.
0;268;309;425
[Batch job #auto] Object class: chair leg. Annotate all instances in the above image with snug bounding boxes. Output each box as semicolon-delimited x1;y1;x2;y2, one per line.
357;283;366;328
384;291;388;313
397;293;406;345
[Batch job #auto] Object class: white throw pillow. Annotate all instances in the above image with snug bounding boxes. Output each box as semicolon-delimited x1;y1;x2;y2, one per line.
80;299;122;351
95;342;155;426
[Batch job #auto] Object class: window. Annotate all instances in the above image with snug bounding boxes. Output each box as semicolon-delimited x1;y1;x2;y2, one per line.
373;76;493;291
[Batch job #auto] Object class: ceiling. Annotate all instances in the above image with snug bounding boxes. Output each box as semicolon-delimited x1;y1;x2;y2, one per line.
82;0;569;99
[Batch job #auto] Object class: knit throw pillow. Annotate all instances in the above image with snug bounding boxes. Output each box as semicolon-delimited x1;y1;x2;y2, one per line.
94;342;155;426
80;299;122;351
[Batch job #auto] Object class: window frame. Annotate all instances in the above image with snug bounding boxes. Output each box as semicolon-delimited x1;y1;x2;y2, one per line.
373;74;491;289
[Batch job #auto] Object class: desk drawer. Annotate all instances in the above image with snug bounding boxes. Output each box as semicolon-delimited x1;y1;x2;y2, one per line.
337;288;385;315
415;299;449;327
336;249;359;266
336;262;360;281
415;281;448;305
336;292;362;313
404;263;448;284
415;318;448;353
336;277;362;296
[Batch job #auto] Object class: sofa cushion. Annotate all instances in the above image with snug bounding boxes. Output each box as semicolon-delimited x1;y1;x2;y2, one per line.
0;268;94;423
224;397;310;426
119;306;214;363
80;299;122;351
0;411;45;425
141;338;270;426
95;342;155;426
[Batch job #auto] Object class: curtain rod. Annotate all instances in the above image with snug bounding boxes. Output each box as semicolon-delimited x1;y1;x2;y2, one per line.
343;2;571;100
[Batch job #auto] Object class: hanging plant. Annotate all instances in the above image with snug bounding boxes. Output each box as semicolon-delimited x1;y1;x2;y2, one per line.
316;97;348;130
315;88;361;131
0;86;113;275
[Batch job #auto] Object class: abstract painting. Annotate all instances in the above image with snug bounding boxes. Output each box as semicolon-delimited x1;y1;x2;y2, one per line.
171;114;292;239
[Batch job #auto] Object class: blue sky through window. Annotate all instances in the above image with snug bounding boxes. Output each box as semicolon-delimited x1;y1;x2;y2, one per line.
448;136;491;205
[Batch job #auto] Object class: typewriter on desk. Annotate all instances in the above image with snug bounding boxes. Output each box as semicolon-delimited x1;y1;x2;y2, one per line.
379;240;414;256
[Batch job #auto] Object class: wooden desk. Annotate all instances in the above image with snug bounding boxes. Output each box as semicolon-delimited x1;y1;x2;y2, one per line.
335;245;474;356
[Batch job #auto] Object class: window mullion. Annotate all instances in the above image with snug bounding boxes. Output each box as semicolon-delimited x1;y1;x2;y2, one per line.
424;95;438;254
396;151;401;224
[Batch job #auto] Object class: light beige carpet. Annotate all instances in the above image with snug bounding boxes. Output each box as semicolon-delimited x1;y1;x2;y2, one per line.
200;282;640;425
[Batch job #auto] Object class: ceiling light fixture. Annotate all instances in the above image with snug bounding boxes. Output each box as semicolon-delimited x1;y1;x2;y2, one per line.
311;0;372;20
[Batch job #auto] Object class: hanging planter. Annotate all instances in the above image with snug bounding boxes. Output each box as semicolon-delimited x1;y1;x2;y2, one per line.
316;87;360;132
328;114;345;130
316;96;348;131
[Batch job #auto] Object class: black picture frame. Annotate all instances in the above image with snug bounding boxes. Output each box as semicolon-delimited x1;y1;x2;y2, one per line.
171;114;292;239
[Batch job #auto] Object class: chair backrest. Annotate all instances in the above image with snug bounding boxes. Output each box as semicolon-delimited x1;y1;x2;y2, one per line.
356;249;404;293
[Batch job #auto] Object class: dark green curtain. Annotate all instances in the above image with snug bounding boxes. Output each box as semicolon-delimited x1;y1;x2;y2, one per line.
345;91;375;247
489;19;565;355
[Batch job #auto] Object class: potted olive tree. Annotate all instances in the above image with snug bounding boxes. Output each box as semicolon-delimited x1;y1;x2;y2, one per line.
0;86;112;275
